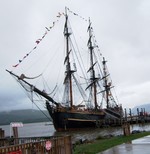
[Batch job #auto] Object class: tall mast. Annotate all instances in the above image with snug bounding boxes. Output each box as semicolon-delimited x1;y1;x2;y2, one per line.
102;57;109;108
64;7;74;109
87;19;98;110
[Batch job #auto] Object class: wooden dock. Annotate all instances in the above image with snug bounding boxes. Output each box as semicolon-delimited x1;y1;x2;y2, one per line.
124;108;150;124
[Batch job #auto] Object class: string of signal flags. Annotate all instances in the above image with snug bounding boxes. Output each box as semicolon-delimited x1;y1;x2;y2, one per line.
12;8;88;69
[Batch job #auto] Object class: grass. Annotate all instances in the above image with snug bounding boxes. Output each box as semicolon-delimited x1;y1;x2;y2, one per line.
73;131;150;154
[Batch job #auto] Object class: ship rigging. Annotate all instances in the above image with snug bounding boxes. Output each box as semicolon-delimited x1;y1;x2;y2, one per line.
7;8;123;131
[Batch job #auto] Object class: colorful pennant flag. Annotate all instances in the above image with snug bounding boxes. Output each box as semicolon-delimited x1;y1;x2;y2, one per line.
12;9;89;68
12;12;64;68
67;7;87;22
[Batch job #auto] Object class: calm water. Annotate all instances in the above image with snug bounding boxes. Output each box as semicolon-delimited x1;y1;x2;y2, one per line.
1;122;150;143
0;122;55;137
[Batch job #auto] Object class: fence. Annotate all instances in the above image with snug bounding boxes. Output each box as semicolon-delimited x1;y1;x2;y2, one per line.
0;136;72;154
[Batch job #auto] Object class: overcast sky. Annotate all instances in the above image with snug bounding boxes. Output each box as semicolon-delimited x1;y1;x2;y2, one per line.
1;0;150;111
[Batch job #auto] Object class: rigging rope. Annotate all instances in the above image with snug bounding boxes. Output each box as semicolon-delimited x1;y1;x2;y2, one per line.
11;12;64;70
10;7;120;111
13;74;52;121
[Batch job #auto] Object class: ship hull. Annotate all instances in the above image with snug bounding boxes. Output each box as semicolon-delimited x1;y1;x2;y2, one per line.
51;112;105;131
46;105;106;131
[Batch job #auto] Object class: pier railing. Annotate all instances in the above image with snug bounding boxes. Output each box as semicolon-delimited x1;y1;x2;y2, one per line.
0;136;72;154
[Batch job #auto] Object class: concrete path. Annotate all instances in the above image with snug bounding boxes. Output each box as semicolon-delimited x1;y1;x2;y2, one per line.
98;135;150;154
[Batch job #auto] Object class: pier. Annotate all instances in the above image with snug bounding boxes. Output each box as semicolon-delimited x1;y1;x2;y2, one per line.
124;108;150;124
103;107;150;127
94;108;150;127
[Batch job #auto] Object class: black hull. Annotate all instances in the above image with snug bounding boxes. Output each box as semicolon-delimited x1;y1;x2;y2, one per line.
46;103;122;131
50;111;105;131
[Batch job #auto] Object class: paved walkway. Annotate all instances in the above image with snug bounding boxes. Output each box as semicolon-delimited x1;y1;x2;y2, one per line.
98;135;150;154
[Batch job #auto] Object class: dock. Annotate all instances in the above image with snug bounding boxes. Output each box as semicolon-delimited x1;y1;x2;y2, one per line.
124;107;150;124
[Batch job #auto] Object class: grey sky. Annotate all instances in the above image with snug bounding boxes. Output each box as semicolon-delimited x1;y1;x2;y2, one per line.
1;0;150;111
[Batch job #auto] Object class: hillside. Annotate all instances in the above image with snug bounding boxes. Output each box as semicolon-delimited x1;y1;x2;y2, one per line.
0;109;51;125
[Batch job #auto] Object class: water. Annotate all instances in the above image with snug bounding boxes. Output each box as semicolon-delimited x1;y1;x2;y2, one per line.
0;122;55;137
1;122;150;143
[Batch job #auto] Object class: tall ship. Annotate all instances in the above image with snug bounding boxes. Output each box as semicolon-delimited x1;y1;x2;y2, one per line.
7;8;123;131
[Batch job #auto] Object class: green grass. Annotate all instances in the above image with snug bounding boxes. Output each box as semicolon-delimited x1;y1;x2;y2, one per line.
73;131;150;154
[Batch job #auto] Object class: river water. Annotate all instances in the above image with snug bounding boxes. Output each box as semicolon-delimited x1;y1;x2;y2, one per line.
1;122;150;143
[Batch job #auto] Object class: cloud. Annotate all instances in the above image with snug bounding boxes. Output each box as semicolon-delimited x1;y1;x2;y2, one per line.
1;0;150;111
118;81;150;108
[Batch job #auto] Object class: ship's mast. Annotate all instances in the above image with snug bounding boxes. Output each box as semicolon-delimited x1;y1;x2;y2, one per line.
102;57;109;108
87;19;98;110
64;8;74;109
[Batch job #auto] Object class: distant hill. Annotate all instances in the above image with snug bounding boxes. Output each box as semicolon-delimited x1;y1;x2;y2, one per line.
0;109;51;125
132;103;150;114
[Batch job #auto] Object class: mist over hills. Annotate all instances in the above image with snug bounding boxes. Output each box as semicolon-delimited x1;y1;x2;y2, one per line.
132;103;150;114
0;104;150;125
0;109;51;125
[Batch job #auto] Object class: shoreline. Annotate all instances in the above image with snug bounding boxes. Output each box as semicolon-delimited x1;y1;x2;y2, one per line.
73;131;150;154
